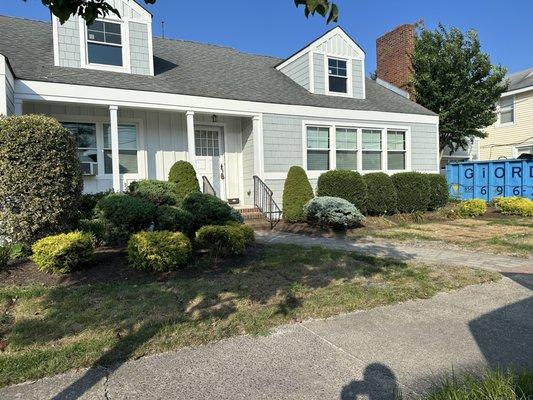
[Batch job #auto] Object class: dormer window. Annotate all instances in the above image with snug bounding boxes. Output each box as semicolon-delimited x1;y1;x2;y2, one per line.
87;21;123;67
328;58;347;93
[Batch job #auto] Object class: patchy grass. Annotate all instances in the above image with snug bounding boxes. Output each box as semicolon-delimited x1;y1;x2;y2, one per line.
412;369;533;400
0;244;499;387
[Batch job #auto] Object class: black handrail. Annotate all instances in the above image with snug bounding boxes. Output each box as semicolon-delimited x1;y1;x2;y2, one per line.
202;176;217;197
253;175;282;229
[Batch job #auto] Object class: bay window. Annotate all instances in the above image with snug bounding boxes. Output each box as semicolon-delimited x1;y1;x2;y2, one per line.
387;130;406;170
103;124;138;174
362;129;382;170
62;122;98;175
335;128;357;170
307;126;330;170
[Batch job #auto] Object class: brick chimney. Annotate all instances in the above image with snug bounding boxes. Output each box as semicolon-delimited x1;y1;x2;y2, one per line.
376;24;415;98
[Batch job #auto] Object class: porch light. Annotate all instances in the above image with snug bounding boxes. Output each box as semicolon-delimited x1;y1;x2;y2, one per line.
212;114;218;123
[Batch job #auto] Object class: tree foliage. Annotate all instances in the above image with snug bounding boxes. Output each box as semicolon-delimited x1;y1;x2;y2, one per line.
28;0;338;25
411;24;507;154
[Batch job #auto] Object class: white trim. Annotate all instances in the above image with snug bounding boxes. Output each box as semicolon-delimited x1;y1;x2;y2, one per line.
501;86;533;97
194;122;227;200
360;58;366;99
308;51;315;93
15;80;439;125
146;20;155;76
497;94;516;127
512;144;533;158
52;17;60;66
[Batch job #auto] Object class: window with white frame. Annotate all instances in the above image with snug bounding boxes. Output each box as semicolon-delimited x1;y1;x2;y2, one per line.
103;124;138;173
87;20;123;67
328;58;348;93
62;122;98;175
387;130;406;170
336;127;357;170
362;129;382;170
307;126;330;170
499;96;514;124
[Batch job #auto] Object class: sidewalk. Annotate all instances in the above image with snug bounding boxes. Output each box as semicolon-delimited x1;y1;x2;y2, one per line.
2;276;531;400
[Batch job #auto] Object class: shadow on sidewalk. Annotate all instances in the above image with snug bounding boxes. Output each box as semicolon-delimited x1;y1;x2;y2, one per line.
341;363;399;400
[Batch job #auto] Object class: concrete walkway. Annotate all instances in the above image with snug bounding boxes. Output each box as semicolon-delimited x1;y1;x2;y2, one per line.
257;231;533;274
2;275;531;400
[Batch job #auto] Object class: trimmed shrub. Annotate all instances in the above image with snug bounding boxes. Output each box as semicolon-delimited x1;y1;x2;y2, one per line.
229;207;244;224
0;115;83;245
78;191;111;220
493;197;533;217
196;224;255;257
168;161;200;204
391;172;430;212
127;231;192;271
155;206;193;233
77;218;108;245
363;172;397;215
282;166;314;223
181;192;239;233
316;170;367;213
128;180;180;207
31;231;95;274
303;196;366;230
95;193;156;244
427;174;449;210
457;199;487;218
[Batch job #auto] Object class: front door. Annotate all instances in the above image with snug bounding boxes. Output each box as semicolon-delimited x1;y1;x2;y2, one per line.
194;126;224;198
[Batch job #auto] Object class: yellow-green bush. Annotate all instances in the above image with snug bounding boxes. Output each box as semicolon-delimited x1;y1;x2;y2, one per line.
457;199;487;218
196;224;255;257
31;231;95;274
493;197;533;217
127;231;192;271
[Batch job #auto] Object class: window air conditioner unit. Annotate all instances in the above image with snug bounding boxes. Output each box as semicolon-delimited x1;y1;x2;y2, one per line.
81;162;98;176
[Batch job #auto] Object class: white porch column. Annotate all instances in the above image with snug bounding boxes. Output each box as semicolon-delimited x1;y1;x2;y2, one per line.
186;111;196;167
109;105;121;192
252;115;262;176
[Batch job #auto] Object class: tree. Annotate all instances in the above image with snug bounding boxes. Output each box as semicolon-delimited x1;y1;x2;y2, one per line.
410;24;507;156
28;0;338;25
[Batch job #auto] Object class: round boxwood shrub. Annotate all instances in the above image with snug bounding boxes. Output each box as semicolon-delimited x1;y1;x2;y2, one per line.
196;224;254;257
0;115;83;245
282;166;314;223
78;191;112;220
155;206;193;234
168;161;200;204
457;199;487;218
316;170;367;213
363;172;398;215
427;174;449;210
128;180;180;206
181;192;239;233
31;231;95;274
303;196;366;230
391;172;430;213
127;231;192;271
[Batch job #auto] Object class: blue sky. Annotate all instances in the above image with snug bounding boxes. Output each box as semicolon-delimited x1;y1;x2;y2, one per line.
1;0;531;75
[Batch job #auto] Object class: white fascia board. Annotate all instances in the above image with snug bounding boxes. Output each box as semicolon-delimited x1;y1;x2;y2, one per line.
15;79;439;124
501;86;533;97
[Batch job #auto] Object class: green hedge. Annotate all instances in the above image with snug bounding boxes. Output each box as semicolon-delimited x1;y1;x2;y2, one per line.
128;180;180;206
391;172;430;212
127;231;192;271
168;161;200;204
363;172;398;215
0;115;83;245
196;224;255;257
31;231;95;274
282;166;314;223
316;170;367;213
155;206;193;234
181;192;239;233
427;174;449;210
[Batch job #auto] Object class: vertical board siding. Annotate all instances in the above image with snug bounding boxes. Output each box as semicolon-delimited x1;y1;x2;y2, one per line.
279;53;310;90
57;17;81;68
129;21;151;75
313;53;325;95
352;60;364;99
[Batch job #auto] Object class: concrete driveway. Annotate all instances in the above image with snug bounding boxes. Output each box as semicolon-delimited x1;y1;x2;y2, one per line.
2;273;531;400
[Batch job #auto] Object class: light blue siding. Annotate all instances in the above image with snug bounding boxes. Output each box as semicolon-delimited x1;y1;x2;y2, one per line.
5;75;14;115
129;21;151;75
352;60;364;99
279;53;309;90
57;18;81;68
410;123;439;171
241;117;255;206
313;53;325;94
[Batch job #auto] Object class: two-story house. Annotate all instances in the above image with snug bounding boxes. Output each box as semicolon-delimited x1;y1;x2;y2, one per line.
0;0;439;208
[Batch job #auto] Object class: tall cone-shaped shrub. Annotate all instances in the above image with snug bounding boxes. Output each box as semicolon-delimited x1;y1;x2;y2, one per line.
282;166;314;223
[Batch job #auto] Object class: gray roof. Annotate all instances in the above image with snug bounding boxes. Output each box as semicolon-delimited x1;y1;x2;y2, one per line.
0;15;435;116
507;68;533;92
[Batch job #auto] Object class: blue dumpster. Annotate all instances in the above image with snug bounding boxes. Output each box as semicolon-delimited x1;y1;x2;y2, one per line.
446;159;533;201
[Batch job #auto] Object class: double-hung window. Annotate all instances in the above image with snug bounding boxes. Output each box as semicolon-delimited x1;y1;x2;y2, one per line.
328;58;348;94
387;130;406;170
307;126;330;170
336;128;357;170
362;129;382;170
62;122;98;175
103;124;138;174
87;20;123;67
499;96;514;124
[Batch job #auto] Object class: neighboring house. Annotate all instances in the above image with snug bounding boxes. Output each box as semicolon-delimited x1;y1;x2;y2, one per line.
476;68;533;160
0;0;438;208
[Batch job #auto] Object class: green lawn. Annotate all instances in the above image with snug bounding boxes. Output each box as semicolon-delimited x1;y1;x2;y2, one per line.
0;244;499;387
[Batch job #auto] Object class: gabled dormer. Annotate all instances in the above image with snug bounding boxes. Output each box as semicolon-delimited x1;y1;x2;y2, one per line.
52;0;154;75
276;27;365;99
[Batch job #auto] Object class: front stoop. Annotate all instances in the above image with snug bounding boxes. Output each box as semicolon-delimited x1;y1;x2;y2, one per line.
238;207;272;231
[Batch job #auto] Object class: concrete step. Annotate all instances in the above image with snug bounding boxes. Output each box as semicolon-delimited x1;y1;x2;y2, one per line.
244;220;272;231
